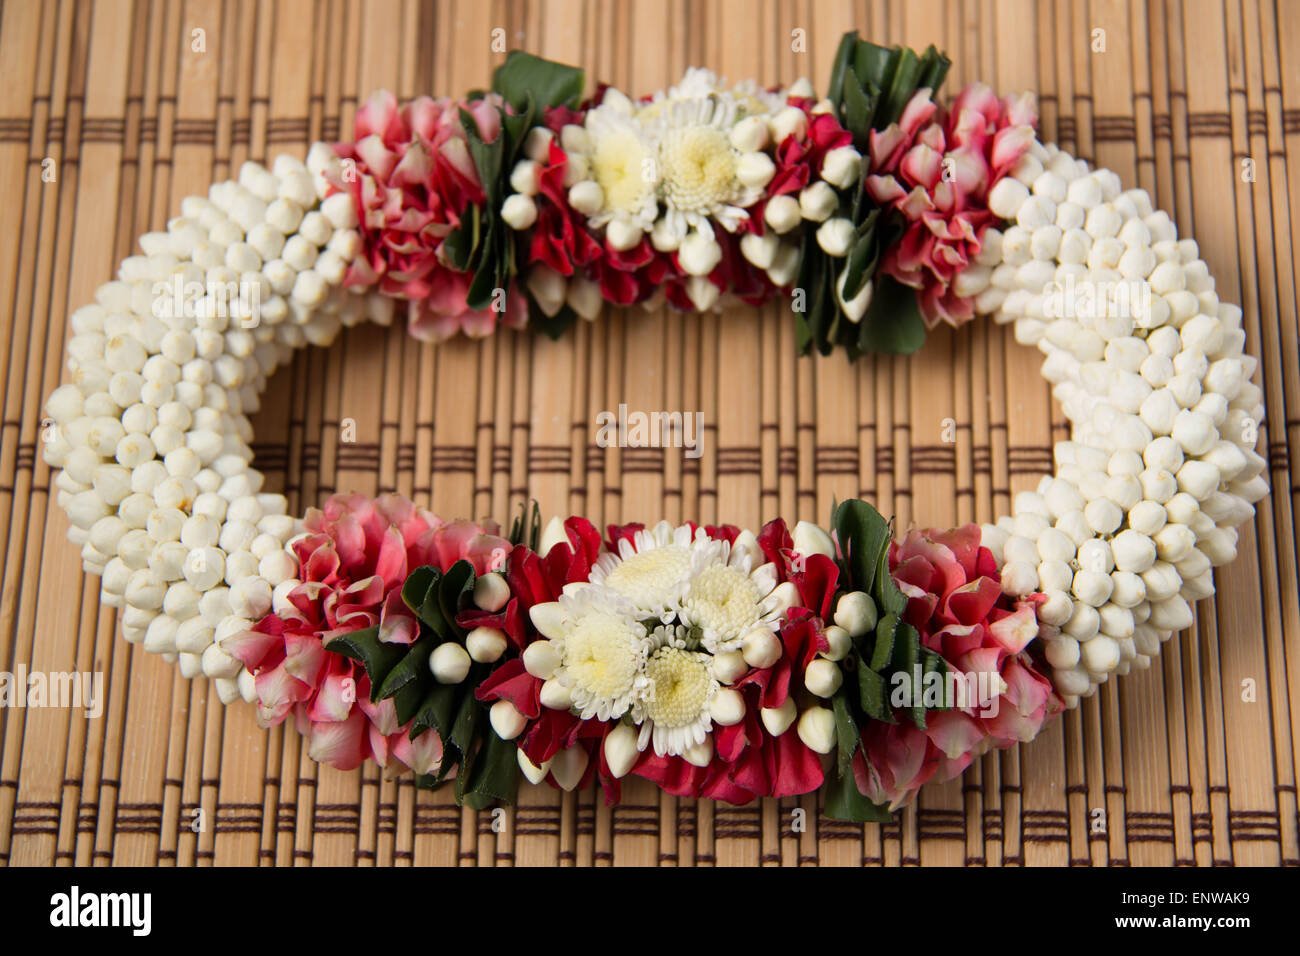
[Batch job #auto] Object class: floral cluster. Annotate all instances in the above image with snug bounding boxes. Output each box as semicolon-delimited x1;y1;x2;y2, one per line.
225;494;510;773
223;494;1059;815
854;526;1061;809
866;83;1037;328
505;71;863;317
476;518;835;801
327;91;529;341
324;46;1037;356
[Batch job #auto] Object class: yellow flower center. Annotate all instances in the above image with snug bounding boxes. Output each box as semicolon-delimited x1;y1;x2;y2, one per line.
644;646;713;728
659;124;739;214
562;613;646;702
591;130;654;215
603;545;691;610
682;564;764;641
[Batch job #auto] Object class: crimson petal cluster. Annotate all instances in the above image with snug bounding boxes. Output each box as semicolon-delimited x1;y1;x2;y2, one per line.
854;525;1061;810
867;84;1037;327
225;494;510;772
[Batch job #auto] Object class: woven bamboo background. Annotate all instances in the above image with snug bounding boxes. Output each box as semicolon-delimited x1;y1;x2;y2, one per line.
0;0;1297;867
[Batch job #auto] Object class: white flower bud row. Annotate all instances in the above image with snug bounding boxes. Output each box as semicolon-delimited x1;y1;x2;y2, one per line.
973;137;1267;707
44;145;380;700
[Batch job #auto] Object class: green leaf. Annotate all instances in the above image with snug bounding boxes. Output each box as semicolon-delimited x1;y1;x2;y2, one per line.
853;41;897;94
874;539;908;617
880;46;922;128
451;692;485;803
839;212;881;302
500;93;538;168
411;682;460;746
823;766;892;822
858;663;892;722
857;275;927;356
441;212;480;272
527;296;578;340
491;50;585;112
792;233;826;355
465;226;503;310
375;637;435;725
869;611;898;672
323;626;406;702
831;498;891;593
922;648;951;710
827;31;858;109
841;65;872;147
890;620;927;729
437;560;477;635
403;565;451;639
448;684;482;761
831;690;862;778
917;45;953;93
458;730;521;809
508;499;542;549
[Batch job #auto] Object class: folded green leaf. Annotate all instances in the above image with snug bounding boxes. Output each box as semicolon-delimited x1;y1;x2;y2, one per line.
448;682;482;762
411;681;460;748
491;50;585;112
458;730;520;809
437;560;477;635
375;637;436;725
823;765;892;822
922;648;951;710
853;41;896;97
873;533;909;618
507;499;543;551
857;274;927;356
403;564;451;639
890;620;927;729
880;46;922;129
869;611;898;672
323;626;406;702
827;31;858;108
841;65;872;149
857;663;891;723
917;45;952;93
527;296;578;340
831;498;891;594
832;689;862;778
441;213;480;272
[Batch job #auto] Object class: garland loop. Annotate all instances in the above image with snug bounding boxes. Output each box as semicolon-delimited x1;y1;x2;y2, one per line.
42;34;1268;819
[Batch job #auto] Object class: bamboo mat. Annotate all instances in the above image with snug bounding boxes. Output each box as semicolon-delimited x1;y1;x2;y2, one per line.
0;0;1296;868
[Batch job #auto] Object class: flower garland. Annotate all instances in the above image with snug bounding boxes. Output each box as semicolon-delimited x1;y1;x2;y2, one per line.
41;32;1268;819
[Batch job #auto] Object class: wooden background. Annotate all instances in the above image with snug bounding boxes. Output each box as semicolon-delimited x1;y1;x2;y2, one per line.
0;0;1297;867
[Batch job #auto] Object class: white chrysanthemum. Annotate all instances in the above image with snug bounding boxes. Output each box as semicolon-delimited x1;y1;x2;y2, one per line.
649;97;766;240
577;105;659;232
637;636;718;756
549;587;654;721
639;68;784;122
587;521;723;620
679;540;782;652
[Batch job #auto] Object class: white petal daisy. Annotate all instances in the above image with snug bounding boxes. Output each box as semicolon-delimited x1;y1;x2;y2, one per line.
640;68;785;122
636;637;718;757
679;538;784;653
547;587;654;721
574;105;660;232
587;521;723;621
649;97;768;241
